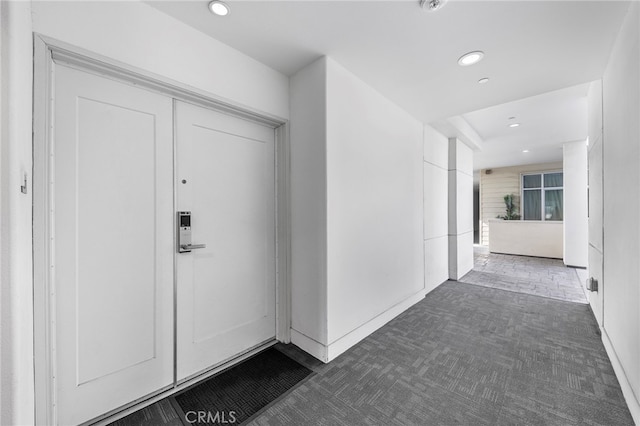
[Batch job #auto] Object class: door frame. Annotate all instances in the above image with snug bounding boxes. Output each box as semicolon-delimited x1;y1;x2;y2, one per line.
32;34;292;425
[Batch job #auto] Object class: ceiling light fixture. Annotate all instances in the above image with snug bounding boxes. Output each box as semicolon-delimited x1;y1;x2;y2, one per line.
420;0;448;12
458;51;484;66
208;1;230;16
523;149;530;153
509;123;521;128
478;78;490;84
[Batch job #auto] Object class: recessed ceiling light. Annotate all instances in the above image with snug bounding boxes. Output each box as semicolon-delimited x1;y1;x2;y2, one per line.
208;1;230;16
458;51;484;66
523;149;529;153
478;78;490;84
509;123;521;128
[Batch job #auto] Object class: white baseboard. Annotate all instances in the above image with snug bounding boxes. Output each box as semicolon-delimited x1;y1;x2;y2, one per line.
291;286;442;364
290;329;328;363
601;328;640;425
324;290;426;361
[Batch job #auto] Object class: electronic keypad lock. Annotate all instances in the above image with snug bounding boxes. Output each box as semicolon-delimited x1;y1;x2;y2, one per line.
178;211;206;253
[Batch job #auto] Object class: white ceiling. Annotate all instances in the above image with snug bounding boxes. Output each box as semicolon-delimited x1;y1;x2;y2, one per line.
465;82;589;171
148;0;629;170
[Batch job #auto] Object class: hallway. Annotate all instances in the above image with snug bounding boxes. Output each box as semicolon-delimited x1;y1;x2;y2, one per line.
249;280;633;425
111;252;633;425
248;251;630;425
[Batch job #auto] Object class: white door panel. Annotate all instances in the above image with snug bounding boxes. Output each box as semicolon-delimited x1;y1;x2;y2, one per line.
176;101;276;381
53;65;174;425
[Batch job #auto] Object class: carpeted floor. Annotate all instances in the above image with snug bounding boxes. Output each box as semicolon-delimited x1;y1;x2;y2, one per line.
108;249;633;426
249;282;634;426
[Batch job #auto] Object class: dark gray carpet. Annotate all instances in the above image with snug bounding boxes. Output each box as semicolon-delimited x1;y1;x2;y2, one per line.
250;282;634;426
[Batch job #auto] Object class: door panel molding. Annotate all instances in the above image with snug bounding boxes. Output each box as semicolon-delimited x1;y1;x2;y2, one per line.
32;35;291;425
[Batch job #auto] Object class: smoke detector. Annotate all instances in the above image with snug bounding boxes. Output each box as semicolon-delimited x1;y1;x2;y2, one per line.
420;0;448;12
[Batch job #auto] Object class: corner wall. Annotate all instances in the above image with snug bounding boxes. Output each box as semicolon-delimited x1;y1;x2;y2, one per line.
289;57;328;355
290;56;425;362
423;125;449;292
600;2;640;422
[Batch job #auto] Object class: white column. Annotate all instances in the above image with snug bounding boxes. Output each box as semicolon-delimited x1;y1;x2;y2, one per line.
423;125;449;292
563;140;588;267
448;138;474;280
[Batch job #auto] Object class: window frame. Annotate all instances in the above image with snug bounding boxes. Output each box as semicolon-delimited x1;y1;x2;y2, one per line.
520;170;564;222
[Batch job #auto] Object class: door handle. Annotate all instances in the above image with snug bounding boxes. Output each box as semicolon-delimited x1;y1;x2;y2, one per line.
180;243;207;251
178;212;207;253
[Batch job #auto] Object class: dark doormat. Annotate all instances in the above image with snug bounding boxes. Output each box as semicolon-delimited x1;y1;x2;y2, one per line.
172;347;313;425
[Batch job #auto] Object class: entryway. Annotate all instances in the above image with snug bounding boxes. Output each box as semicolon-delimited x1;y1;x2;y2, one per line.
33;40;286;425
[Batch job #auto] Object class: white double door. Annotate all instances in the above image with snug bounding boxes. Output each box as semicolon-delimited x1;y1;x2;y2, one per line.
51;65;276;425
175;101;276;380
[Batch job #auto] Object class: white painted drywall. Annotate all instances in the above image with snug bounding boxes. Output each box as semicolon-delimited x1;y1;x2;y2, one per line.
325;57;424;346
0;2;34;425
601;2;640;422
489;220;563;259
448;139;474;280
423;125;449;293
31;1;289;119
587;80;604;327
563;140;588;267
289;56;425;361
289;57;328;349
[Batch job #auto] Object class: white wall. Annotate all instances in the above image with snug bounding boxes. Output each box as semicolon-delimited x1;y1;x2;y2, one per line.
325;57;424;347
600;2;640;422
31;1;289;119
290;56;425;362
423;125;449;293
1;2;34;425
489;220;563;259
587;80;604;327
563;140;588;267
448;139;474;280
